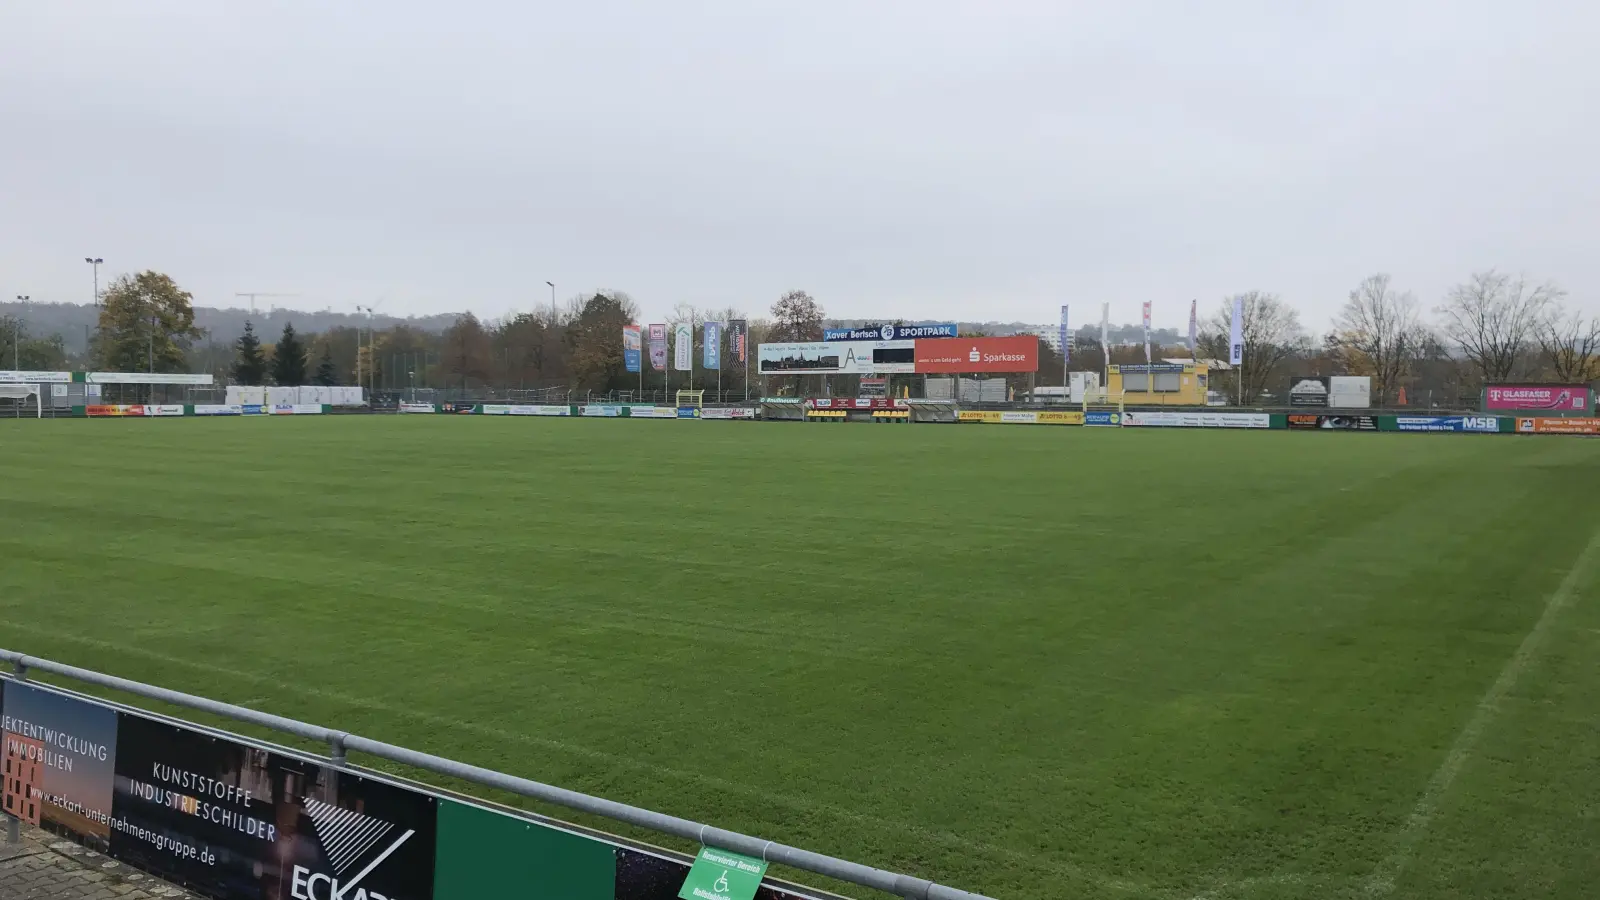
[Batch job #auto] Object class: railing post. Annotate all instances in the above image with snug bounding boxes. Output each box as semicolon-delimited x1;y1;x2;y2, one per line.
12;658;27;681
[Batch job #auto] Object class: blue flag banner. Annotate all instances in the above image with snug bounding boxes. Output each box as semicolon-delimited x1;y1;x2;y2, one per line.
623;325;642;373
703;321;722;370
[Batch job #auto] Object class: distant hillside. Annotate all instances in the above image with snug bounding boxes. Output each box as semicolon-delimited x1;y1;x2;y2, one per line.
0;301;462;354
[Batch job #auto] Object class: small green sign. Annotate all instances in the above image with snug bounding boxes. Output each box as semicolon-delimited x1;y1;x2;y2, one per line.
678;846;769;900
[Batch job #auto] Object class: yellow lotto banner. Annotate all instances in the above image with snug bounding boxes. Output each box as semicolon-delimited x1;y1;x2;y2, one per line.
958;410;1085;425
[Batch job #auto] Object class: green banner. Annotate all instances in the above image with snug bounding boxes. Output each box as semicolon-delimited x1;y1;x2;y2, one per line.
679;847;769;900
433;798;615;900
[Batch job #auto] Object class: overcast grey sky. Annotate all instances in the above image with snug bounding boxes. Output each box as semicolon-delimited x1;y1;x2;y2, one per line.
2;1;1593;330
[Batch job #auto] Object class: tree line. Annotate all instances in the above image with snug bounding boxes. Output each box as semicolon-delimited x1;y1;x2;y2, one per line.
7;268;1593;406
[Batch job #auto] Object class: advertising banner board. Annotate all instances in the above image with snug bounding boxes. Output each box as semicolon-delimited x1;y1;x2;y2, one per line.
400;402;438;414
912;336;1038;374
582;405;624;417
481;404;570;416
86;405;185;417
759;341;915;376
87;373;215;385
1517;417;1600;434
822;323;957;341
804;398;908;410
1486;384;1591;412
1288;377;1330;407
272;404;325;415
1122;411;1270;428
1395;416;1501;433
193;405;244;416
0;370;73;383
700;408;756;419
1287;414;1378;430
1084;410;1123;427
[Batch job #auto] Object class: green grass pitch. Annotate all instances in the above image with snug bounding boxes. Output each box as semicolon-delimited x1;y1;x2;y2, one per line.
2;418;1598;900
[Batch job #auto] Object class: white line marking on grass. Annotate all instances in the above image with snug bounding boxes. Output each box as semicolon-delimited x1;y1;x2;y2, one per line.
1364;526;1600;896
0;625;1155;898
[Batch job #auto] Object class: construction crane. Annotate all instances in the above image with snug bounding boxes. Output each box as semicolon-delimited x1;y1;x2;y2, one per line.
235;292;299;318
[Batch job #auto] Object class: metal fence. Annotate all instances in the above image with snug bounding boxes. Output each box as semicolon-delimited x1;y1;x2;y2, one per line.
0;648;993;900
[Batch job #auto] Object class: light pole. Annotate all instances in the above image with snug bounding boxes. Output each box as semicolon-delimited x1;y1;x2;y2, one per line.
84;258;103;305
546;281;555;320
13;295;28;370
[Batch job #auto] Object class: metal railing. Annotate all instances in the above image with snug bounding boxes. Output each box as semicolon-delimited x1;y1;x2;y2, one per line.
0;648;994;900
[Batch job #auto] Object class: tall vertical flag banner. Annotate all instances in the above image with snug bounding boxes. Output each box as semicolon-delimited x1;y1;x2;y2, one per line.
1058;305;1070;364
727;319;748;362
648;324;667;371
1142;301;1152;365
1100;303;1109;356
673;322;693;371
1229;296;1244;365
622;325;642;373
1187;300;1198;356
703;321;722;370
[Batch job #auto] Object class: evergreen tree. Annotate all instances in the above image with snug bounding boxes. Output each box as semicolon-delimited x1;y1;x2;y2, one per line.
314;349;338;386
272;322;308;386
232;321;267;385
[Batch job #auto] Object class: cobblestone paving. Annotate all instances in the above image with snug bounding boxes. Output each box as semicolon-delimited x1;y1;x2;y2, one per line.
0;826;193;900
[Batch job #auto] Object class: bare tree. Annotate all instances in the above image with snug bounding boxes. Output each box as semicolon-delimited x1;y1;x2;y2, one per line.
1327;274;1428;406
769;290;825;342
1436;270;1561;385
1203;291;1308;404
1537;305;1600;383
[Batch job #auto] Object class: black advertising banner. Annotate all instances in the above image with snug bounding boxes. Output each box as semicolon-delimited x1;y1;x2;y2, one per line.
1288;376;1330;407
111;713;436;900
1;681;119;852
1287;414;1377;431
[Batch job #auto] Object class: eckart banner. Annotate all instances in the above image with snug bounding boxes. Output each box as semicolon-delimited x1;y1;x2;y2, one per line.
193;404;244;416
1287;414;1378;430
1122;411;1270;428
481;404;570;416
1395;416;1500;433
1486;384;1591;412
700;408;757;419
399;402;437;413
804;397;909;410
582;405;624;417
913;336;1038;374
271;404;324;415
822;323;957;341
1084;410;1123;427
1517;417;1600;434
759;341;915;376
0;679;837;900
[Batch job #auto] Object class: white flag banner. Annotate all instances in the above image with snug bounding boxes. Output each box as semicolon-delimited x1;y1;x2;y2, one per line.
1142;301;1152;365
1059;305;1069;363
674;322;693;371
1188;300;1198;355
1100;303;1109;357
1229;296;1245;366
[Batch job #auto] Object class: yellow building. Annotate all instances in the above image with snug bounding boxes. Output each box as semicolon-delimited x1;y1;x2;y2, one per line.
1107;362;1209;405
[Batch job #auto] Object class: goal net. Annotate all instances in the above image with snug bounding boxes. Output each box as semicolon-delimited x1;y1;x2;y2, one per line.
0;384;42;418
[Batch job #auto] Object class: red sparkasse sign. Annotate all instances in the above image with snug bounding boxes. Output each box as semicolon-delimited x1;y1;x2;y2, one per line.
914;336;1038;373
1486;383;1591;411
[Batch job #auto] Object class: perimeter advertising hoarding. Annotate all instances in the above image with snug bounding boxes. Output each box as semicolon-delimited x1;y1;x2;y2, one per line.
804;398;908;410
758;341;915;376
956;410;1083;425
194;405;246;416
912;336;1038;374
1486;384;1591;412
700;408;756;419
1122;412;1270;428
86;405;185;417
480;404;570;416
628;406;680;419
1084;411;1122;427
0;370;74;383
1394;416;1500;433
399;403;437;414
1;679;836;900
582;405;624;417
1287;414;1378;430
1517;417;1600;434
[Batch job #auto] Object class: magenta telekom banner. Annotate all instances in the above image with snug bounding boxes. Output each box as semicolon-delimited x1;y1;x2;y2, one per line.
1485;384;1592;412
